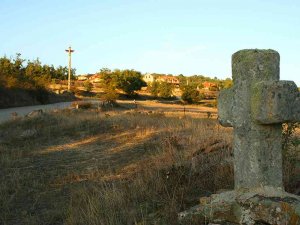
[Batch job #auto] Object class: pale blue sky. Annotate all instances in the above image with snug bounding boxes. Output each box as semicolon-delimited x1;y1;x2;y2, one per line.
1;0;299;85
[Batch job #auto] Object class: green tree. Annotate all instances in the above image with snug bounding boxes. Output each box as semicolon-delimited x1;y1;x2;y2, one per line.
218;78;233;90
83;81;93;92
99;67;111;75
117;69;146;96
158;81;173;98
100;69;119;103
149;80;160;97
25;58;51;88
0;53;77;95
181;85;203;103
0;56;15;88
223;78;233;89
102;86;119;103
101;71;118;88
177;74;186;85
0;54;28;89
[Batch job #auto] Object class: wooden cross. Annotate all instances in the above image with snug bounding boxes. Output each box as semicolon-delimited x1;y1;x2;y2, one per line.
65;46;75;91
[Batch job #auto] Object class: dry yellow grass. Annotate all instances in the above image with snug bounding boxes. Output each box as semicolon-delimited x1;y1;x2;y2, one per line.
0;105;298;225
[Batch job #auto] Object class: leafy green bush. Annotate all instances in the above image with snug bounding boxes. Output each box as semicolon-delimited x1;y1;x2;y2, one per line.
100;68;146;97
117;69;147;96
181;85;203;103
83;81;93;92
149;80;160;97
102;87;119;103
156;82;173;99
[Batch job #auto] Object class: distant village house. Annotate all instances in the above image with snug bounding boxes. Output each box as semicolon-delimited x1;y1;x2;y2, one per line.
156;75;180;85
88;74;102;83
143;74;180;86
202;81;218;90
143;73;155;83
77;75;89;81
76;74;103;83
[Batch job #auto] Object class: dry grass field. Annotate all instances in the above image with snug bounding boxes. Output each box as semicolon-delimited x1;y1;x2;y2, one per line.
0;103;298;225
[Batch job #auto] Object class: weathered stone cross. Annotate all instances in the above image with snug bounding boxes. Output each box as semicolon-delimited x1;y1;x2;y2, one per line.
218;49;300;190
179;49;300;224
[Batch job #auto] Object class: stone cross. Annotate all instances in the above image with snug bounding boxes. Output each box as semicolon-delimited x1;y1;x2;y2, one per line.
218;49;300;190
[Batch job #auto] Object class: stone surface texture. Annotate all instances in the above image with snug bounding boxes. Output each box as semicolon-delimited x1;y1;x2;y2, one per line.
179;188;300;225
252;81;299;124
218;49;299;190
179;49;300;225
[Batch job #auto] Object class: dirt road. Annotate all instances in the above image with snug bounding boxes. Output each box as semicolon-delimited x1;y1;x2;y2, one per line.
120;100;218;116
0;101;75;123
0;99;217;124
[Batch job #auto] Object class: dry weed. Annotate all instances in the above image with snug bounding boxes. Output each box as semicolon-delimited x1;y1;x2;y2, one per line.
0;108;298;225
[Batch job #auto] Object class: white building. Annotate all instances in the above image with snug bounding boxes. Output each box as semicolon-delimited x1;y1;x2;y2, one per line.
143;73;155;83
89;74;102;83
77;75;88;81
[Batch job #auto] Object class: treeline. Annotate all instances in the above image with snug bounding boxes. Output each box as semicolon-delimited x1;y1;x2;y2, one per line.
149;81;207;103
148;75;233;103
0;53;75;90
178;74;232;90
149;73;232;90
0;53;233;106
178;76;232;103
94;68;146;102
93;68;233;104
0;54;76;107
149;81;174;99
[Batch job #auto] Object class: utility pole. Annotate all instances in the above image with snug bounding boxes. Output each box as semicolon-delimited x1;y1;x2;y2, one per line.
65;46;75;91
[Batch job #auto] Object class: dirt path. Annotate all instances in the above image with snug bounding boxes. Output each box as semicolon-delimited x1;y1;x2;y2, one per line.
0;99;217;124
0;100;102;123
0;101;75;123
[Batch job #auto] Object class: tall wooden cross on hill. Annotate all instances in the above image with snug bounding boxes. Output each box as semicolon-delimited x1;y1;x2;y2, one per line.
65;46;75;91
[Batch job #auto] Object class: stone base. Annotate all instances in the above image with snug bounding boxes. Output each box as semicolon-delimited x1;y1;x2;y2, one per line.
178;187;300;225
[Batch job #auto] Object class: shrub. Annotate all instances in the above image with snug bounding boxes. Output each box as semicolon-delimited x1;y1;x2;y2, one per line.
102;87;119;103
149;80;160;97
181;85;202;104
83;81;93;92
117;69;147;96
158;82;173;98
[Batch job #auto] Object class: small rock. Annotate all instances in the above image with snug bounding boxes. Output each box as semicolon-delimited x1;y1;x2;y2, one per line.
26;109;43;118
11;112;19;120
20;129;37;138
276;207;281;213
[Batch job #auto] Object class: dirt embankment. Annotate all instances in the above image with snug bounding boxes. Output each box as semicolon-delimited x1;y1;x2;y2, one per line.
0;88;77;109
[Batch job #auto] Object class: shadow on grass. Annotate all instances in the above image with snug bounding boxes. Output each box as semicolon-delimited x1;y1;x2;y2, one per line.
0;110;235;225
0;118;169;224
